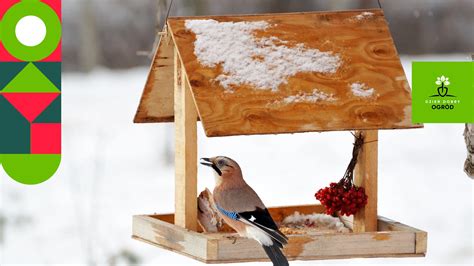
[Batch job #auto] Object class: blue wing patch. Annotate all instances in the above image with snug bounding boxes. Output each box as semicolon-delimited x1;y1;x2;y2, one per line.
216;204;238;220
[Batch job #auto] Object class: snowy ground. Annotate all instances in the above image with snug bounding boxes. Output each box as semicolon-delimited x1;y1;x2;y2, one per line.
0;54;473;265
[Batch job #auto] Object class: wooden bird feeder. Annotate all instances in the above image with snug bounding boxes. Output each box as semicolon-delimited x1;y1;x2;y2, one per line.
132;9;427;263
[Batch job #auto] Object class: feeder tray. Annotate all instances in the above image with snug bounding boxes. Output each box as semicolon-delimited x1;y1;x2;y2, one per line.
133;205;426;263
132;9;426;263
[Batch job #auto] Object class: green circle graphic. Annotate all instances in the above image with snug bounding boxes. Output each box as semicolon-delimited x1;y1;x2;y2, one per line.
1;0;61;61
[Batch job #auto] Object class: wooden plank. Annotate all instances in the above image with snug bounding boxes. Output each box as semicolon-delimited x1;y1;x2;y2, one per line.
207;214;423;261
132;215;207;259
150;213;174;224
174;47;198;231
339;213;421;233
206;253;424;264
134;30;176;123
208;222;416;262
132;236;208;263
213;231;415;261
353;130;378;232
167;9;422;136
415;231;427;254
377;216;427;254
378;216;421;232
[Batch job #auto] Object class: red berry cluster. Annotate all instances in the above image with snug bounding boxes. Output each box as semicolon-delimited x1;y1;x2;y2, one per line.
315;182;368;216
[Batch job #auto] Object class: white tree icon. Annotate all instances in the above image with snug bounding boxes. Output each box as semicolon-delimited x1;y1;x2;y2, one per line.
435;75;450;86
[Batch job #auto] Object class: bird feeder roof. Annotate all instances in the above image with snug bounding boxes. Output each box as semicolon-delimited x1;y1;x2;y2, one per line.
134;9;422;137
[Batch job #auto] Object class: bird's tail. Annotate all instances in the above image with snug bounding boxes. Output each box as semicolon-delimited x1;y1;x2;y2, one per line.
262;243;289;266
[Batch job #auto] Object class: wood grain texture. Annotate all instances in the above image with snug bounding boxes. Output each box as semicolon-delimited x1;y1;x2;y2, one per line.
174;48;198;231
134;30;175;123
377;216;427;254
354;130;378;232
211;228;415;261
166;9;422;137
132;205;427;263
132;215;208;260
415;231;428;254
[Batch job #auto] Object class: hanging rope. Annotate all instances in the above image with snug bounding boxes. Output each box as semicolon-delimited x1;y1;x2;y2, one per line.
146;0;174;57
165;0;174;27
377;0;383;9
338;132;364;190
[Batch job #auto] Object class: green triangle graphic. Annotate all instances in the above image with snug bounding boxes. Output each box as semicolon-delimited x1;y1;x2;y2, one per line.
2;63;60;93
34;95;61;123
0;62;28;91
33;62;62;91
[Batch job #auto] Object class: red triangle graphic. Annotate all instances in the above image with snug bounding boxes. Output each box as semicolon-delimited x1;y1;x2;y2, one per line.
3;93;59;122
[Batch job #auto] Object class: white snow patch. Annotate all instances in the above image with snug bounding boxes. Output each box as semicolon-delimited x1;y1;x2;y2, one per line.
282;89;336;104
185;19;341;91
355;11;374;20
282;212;350;233
350;82;375;97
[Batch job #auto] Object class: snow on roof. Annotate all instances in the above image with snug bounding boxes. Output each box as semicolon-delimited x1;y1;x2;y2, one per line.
354;11;374;20
350;82;375;98
267;89;336;107
185;19;341;91
283;89;336;104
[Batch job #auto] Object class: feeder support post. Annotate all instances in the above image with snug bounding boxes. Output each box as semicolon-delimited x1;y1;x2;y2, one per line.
174;46;198;231
353;130;378;232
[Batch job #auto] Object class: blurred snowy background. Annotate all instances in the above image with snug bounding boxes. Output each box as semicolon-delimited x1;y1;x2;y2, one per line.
1;0;473;265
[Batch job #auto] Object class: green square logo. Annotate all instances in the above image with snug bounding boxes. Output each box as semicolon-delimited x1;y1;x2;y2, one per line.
412;61;474;123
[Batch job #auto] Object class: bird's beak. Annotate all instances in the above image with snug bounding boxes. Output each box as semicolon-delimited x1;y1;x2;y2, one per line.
200;158;213;167
199;157;222;176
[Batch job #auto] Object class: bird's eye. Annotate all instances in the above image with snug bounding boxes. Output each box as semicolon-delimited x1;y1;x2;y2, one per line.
217;160;225;166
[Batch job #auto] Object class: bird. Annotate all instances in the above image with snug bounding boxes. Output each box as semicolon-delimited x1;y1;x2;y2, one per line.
200;156;289;266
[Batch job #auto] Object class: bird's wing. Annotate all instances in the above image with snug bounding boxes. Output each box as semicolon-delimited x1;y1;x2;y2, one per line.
237;207;288;246
215;204;288;246
215;185;288;246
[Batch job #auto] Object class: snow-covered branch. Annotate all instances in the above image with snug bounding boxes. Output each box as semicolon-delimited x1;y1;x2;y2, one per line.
464;124;474;179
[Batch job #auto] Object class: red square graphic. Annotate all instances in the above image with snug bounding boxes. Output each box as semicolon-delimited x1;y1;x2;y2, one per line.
31;123;61;154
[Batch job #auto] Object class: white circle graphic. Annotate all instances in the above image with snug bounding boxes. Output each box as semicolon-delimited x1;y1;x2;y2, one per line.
15;16;47;47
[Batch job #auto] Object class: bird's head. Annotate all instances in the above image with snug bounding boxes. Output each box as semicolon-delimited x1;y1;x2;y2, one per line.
200;156;242;184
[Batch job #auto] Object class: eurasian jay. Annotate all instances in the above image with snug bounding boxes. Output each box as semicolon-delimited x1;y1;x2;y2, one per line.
200;156;289;266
